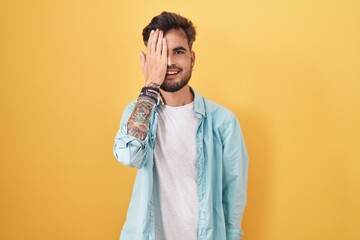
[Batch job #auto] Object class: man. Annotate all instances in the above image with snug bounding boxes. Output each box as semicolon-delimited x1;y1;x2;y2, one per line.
113;11;248;240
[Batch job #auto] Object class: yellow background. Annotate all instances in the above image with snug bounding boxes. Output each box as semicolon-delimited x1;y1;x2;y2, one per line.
1;0;359;239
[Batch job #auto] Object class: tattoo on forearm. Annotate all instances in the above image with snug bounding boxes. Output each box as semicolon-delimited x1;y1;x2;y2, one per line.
127;98;155;140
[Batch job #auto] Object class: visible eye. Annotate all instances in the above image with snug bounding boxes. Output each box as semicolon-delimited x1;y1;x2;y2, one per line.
174;50;185;55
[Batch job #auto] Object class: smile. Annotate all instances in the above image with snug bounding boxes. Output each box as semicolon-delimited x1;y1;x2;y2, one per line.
166;69;181;75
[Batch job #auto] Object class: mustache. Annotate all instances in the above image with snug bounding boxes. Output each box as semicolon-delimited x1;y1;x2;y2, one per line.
167;65;182;71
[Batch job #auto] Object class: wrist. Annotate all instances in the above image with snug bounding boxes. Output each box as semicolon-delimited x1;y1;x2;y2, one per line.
138;84;160;104
145;81;161;89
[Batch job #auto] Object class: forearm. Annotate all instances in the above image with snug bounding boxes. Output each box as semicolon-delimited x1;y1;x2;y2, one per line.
127;97;156;141
127;82;161;140
113;101;150;168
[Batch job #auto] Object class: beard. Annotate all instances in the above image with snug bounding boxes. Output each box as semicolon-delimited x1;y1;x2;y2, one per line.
160;68;192;93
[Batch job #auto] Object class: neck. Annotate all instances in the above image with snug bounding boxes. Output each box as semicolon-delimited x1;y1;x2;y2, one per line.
160;85;194;106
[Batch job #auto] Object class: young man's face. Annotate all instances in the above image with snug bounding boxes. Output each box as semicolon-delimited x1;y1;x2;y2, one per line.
161;28;195;92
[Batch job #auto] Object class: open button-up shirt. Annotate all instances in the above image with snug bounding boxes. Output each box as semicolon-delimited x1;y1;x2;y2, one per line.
113;89;248;240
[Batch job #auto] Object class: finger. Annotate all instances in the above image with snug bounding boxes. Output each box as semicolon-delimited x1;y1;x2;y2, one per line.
150;29;159;56
161;38;167;59
156;30;163;55
139;51;146;72
147;30;154;55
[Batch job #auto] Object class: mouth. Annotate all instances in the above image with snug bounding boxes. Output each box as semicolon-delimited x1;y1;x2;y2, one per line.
165;67;181;78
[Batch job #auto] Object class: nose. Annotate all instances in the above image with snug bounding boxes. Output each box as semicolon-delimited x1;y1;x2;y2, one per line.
167;53;174;66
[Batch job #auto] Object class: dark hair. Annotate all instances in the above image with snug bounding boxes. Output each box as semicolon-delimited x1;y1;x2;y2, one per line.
142;11;196;49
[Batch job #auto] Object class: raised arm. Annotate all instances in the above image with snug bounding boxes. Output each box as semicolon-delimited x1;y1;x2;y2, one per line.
127;29;167;140
113;29;167;168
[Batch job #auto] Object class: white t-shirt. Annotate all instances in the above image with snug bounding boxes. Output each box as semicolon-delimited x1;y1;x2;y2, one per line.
153;101;199;240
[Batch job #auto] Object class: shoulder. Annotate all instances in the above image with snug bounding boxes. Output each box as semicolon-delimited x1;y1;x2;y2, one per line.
203;97;237;123
202;98;244;144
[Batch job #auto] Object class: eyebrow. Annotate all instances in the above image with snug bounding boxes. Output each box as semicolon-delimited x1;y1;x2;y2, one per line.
172;47;187;52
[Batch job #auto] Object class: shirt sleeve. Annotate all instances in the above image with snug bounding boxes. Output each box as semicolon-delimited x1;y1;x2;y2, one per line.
222;115;249;240
113;101;149;169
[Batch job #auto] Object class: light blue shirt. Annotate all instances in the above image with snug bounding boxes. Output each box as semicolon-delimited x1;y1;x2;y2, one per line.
113;89;248;240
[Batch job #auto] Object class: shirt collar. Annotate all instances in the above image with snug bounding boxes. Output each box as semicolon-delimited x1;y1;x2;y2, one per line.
156;87;206;118
191;87;206;118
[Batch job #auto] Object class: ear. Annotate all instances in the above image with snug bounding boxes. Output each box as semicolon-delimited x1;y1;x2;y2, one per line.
191;51;195;69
